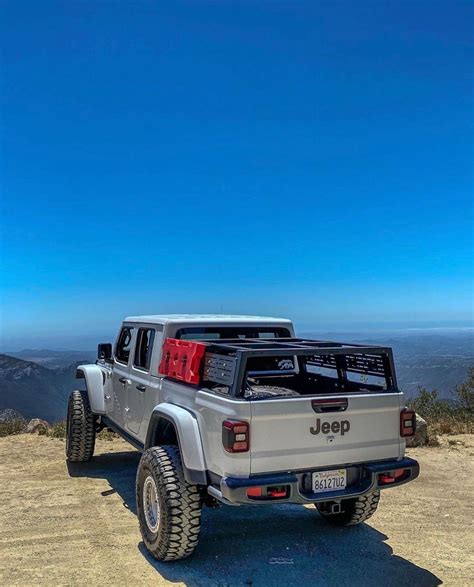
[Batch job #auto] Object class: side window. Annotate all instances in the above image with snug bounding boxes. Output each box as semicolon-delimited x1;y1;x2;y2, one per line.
115;327;134;364
133;328;155;371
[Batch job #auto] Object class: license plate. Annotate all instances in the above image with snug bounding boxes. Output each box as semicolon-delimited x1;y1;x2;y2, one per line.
312;469;347;493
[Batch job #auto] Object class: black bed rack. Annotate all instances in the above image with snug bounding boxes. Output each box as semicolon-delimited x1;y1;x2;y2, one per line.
202;337;388;352
200;337;397;395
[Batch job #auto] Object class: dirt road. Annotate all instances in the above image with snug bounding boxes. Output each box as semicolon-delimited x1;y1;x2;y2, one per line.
1;434;473;586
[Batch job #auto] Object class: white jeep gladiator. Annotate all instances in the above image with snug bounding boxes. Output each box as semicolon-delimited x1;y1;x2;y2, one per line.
66;314;419;561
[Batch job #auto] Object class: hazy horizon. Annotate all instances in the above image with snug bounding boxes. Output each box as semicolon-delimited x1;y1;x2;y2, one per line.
1;318;473;352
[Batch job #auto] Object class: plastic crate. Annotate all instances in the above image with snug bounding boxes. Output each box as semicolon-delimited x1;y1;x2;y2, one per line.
159;338;207;385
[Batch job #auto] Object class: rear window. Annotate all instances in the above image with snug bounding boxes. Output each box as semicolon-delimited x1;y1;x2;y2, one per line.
133;328;155;371
175;327;291;340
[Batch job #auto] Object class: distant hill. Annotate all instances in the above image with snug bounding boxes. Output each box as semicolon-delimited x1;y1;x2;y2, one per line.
393;356;473;398
0;354;91;422
8;349;97;370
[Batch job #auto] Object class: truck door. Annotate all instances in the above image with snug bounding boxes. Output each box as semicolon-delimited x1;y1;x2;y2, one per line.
112;326;135;428
127;327;157;435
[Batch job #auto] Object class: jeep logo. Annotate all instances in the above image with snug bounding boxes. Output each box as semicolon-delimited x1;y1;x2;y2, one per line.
310;419;350;436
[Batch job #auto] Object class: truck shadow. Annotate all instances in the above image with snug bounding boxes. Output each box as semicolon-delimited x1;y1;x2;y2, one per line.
67;450;140;514
68;451;442;587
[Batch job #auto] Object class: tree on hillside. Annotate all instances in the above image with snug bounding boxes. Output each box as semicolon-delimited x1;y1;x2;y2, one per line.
455;366;474;413
407;367;474;436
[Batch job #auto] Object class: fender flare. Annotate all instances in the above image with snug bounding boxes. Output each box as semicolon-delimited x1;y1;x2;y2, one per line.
145;403;207;485
76;364;105;414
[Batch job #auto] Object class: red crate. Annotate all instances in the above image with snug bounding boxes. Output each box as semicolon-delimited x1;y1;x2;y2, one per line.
159;338;207;385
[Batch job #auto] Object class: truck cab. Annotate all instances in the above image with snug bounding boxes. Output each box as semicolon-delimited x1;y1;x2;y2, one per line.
99;314;294;442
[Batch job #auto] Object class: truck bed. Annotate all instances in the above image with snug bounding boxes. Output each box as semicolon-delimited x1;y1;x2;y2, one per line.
200;337;398;398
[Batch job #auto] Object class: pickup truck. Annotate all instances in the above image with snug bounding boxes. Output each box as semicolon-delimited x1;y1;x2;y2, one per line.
66;314;419;561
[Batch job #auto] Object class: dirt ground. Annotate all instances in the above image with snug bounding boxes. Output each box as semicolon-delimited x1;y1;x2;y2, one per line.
0;435;473;586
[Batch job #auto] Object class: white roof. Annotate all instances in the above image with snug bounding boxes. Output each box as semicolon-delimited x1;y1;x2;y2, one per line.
124;314;292;326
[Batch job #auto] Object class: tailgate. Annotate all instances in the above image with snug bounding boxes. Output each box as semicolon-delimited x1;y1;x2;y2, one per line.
249;393;403;474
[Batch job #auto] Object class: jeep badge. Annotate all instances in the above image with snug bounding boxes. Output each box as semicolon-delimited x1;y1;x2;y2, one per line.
310;419;350;436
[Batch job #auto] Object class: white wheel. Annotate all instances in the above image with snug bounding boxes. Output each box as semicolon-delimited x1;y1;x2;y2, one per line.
143;475;160;533
136;445;202;561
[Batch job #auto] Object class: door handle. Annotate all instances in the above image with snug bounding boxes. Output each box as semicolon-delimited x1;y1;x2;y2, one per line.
136;385;146;392
311;398;348;413
119;377;131;385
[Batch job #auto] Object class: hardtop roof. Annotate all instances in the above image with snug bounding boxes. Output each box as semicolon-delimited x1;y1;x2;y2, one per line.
123;314;292;326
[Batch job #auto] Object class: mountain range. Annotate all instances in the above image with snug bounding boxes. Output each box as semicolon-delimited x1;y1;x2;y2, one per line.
1;330;473;422
0;354;88;421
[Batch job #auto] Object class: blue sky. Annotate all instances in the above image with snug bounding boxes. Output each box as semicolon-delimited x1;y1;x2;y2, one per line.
1;1;473;347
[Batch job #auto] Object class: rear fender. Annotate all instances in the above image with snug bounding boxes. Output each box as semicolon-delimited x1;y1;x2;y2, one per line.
145;403;207;484
76;365;105;414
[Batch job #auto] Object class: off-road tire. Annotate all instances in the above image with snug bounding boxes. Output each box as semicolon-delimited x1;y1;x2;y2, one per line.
136;445;202;561
66;390;96;462
316;491;380;526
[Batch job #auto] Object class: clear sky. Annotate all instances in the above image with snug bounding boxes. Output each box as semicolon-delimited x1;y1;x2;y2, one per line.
1;1;473;347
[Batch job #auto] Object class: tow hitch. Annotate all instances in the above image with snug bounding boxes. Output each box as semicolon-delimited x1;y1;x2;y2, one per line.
330;502;342;514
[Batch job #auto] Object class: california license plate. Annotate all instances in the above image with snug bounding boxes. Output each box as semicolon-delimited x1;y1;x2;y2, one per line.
312;469;347;493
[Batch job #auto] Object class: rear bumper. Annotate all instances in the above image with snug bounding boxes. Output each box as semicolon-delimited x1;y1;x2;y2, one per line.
208;457;419;505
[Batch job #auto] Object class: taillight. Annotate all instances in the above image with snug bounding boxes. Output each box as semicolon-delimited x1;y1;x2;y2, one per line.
378;469;408;486
267;486;288;498
246;485;289;500
222;420;250;453
246;486;262;498
400;409;416;437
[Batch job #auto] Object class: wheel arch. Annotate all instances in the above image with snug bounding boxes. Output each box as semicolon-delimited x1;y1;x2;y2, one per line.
76;364;105;414
145;403;207;485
